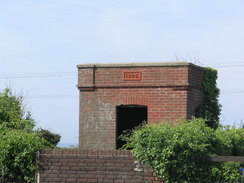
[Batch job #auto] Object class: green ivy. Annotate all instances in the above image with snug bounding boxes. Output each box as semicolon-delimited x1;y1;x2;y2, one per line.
195;67;221;129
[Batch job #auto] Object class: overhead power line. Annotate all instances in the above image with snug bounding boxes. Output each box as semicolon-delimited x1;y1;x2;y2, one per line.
0;63;243;79
208;64;244;68
25;92;244;99
222;90;244;94
25;90;244;99
28;95;79;99
0;72;76;79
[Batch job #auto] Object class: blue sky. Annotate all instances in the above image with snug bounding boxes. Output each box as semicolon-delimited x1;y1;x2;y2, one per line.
1;0;244;146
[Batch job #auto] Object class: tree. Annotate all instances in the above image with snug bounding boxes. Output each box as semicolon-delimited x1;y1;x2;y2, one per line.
0;88;61;182
0;88;34;130
36;128;61;146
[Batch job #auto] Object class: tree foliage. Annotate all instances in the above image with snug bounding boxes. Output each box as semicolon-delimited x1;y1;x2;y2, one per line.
0;88;61;182
0;88;34;130
122;118;244;183
215;126;244;156
36;128;61;146
0;127;47;182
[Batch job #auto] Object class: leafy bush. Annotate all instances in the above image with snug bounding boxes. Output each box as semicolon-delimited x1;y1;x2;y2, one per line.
212;126;244;182
211;162;243;183
122;118;244;183
0;127;48;182
123;118;216;182
0;88;60;182
215;126;244;156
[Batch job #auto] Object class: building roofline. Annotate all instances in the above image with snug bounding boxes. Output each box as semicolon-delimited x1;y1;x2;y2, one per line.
77;62;204;69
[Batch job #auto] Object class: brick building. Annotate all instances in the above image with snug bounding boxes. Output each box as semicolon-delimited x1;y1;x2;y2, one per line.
77;62;205;150
39;62;206;183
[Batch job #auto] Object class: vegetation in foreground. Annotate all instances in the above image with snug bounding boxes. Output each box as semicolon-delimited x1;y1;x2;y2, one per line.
0;88;61;182
122;118;244;183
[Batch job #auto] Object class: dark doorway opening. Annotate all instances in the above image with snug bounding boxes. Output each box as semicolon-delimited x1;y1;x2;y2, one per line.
116;105;147;149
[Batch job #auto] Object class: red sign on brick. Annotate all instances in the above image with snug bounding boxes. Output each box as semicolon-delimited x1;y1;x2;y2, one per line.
123;71;142;81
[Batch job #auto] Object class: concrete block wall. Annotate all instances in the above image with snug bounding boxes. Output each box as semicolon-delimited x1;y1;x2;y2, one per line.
77;62;205;150
39;149;163;183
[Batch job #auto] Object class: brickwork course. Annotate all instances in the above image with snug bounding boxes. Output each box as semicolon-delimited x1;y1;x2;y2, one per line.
39;149;163;183
77;62;205;150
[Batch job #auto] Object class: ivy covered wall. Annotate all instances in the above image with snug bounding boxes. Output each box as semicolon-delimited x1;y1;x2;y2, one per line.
195;67;221;129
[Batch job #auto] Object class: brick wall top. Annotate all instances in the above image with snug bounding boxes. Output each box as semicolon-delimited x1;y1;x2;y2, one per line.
77;62;194;68
39;149;132;156
39;149;163;183
77;62;205;89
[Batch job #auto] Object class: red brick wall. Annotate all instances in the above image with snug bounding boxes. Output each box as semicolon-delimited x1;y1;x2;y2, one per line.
39;149;163;183
78;64;189;88
77;62;205;150
79;87;188;150
187;65;205;118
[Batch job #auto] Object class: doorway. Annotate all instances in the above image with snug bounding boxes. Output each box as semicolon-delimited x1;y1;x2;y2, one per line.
116;105;147;149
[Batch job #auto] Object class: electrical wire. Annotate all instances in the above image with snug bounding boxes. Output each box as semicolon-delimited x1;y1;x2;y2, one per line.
0;62;244;79
28;95;78;99
207;64;244;68
0;72;76;79
24;90;244;99
0;63;244;96
221;91;244;94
